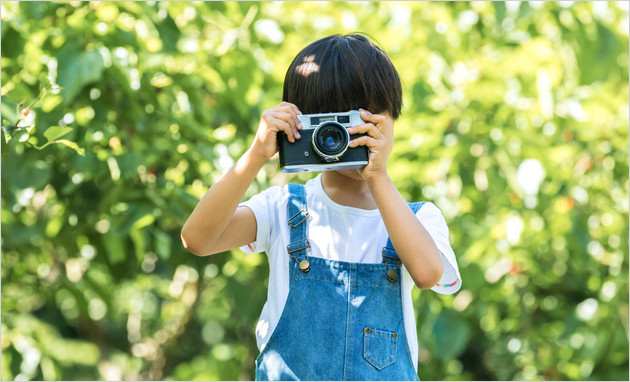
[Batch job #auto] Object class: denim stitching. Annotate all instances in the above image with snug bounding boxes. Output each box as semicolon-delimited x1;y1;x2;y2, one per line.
363;330;397;370
292;275;401;288
391;285;419;381
255;260;300;372
343;263;353;381
304;259;398;269
365;333;396;338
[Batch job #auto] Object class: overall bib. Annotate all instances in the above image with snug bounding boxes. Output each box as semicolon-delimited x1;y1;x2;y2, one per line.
255;183;424;381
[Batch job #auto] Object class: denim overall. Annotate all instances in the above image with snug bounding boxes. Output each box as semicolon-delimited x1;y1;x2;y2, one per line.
255;183;424;381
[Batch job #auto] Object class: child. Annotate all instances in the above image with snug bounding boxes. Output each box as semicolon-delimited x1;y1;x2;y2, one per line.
181;34;461;381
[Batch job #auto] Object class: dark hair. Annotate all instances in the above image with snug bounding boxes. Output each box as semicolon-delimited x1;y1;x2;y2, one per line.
282;34;403;119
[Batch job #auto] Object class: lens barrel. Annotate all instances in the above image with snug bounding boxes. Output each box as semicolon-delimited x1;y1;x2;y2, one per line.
312;122;350;162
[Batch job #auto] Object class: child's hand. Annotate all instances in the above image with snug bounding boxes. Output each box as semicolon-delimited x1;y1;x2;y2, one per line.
346;108;394;181
251;102;303;161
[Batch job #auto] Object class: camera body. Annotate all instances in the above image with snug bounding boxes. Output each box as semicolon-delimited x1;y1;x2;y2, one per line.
278;110;368;173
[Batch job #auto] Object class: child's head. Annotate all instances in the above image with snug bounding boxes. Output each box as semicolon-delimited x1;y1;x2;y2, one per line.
282;33;402;119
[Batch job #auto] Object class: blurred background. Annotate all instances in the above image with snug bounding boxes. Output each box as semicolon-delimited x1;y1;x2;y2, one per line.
1;1;628;381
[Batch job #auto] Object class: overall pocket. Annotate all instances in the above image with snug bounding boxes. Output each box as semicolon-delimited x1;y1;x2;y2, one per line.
363;327;398;370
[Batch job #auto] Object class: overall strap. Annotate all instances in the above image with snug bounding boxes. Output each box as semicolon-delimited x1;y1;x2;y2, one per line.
382;202;426;281
286;183;311;272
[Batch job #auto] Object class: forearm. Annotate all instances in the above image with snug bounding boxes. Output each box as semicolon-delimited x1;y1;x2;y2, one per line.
181;147;266;254
367;174;444;288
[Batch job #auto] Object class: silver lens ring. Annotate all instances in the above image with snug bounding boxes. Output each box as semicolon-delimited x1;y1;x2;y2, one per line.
311;122;350;162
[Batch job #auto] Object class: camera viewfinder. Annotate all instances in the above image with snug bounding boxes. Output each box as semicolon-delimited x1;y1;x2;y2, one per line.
337;115;350;124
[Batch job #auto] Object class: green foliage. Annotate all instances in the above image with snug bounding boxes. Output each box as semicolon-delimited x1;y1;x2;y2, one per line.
1;1;628;381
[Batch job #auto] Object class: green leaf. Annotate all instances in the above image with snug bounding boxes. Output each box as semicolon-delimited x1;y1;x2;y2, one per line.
1;97;18;125
155;13;181;52
102;230;126;265
43;126;73;142
154;229;172;260
2;125;15;142
1;346;13;381
57;47;105;104
1;158;52;190
55;139;85;156
0;26;25;59
432;310;471;361
493;2;507;26
129;228;146;263
131;214;155;230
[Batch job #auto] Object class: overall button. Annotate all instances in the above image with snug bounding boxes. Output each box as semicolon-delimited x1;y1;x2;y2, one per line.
299;260;310;273
386;269;397;282
364;327;371;334
392;332;398;339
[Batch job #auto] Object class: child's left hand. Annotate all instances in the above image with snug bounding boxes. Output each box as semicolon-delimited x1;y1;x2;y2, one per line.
346;108;395;181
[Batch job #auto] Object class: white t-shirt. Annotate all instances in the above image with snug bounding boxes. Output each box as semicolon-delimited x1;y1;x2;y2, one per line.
239;174;461;371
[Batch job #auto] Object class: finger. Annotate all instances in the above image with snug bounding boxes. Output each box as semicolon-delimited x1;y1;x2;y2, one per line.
286;102;303;118
359;108;386;125
279;102;303;119
348;135;381;149
273;111;301;139
276;120;295;143
268;114;295;143
346;123;383;140
278;105;303;132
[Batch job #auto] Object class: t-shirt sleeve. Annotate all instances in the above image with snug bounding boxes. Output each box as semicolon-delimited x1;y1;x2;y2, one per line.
238;185;284;255
417;202;462;294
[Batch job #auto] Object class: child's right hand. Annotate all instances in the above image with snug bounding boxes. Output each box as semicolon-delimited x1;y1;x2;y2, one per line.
251;102;303;161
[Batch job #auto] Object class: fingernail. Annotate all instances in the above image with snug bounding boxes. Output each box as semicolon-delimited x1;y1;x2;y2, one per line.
296;132;301;139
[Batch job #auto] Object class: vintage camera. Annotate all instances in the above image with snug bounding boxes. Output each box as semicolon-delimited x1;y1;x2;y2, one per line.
278;110;368;173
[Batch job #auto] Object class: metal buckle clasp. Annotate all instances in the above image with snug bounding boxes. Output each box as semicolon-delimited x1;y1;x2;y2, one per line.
287;239;311;254
288;209;310;228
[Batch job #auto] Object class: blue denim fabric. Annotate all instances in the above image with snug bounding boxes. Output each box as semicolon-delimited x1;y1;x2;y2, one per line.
255;183;424;381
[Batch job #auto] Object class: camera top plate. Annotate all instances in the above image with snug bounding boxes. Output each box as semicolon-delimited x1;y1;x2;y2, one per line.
297;110;363;130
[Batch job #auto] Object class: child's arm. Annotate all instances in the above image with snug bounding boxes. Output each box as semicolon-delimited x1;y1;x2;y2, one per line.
348;109;444;289
367;175;444;289
181;102;302;256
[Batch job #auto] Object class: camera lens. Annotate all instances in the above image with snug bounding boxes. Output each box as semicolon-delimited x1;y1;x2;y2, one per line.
321;130;343;151
312;122;349;162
